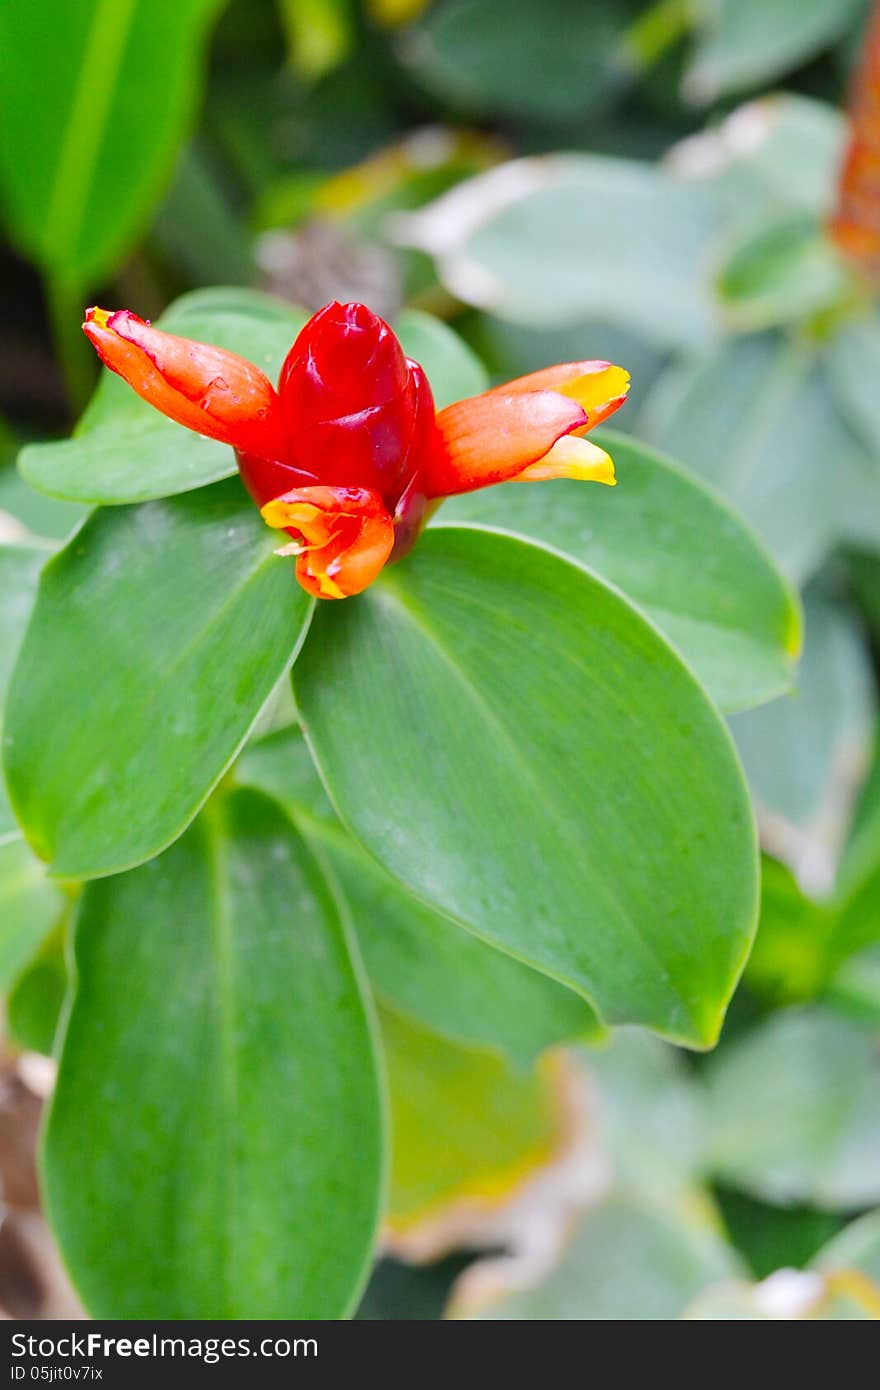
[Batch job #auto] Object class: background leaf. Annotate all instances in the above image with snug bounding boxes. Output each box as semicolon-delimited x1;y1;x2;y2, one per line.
382;1008;563;1239
43;787;384;1318
642;336;873;584
0;543;65;983
685;0;865;104
455;1194;741;1320
399;155;723;350
730;592;875;850
0;0;226;288
404;0;636;123
295;525;758;1047
704;1007;880;1210
4;480;313;878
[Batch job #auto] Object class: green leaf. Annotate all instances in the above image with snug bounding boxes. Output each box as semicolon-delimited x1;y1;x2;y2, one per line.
678;95;845;224
406;0;634;123
0;543;65;980
279;0;354;79
19;289;308;506
400;155;722;350
716;214;851;332
0;543;47;705
814;1209;880;1286
440;431;800;713
826;946;880;1025
0;541;51;836
4;480;313;879
731;593;875;838
396;309;489;409
382;1007;562;1238
0;0;226;287
642;336;869;583
827;313;880;460
454;1194;741;1320
715;1186;845;1281
7;919;70;1056
704;1008;880;1210
584;1029;707;1197
0;838;65;992
685;0;864;104
0;465;86;542
833;736;880;963
746;855;835;1006
237;727;599;1066
294;526;758;1047
43;787;384;1319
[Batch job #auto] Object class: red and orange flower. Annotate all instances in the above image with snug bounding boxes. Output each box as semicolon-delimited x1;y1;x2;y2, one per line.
83;302;629;600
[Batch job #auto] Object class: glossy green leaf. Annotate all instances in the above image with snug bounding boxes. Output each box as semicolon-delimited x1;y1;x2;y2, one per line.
0;0;225;287
440;431;800;713
685;0;864;104
4;480;313;879
295;526;758;1047
237;727;599;1066
43;788;383;1319
705;1008;880;1210
20;289;308;506
455;1195;741;1320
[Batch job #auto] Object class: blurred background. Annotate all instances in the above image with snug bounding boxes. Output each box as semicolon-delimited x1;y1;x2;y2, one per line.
1;0;880;1320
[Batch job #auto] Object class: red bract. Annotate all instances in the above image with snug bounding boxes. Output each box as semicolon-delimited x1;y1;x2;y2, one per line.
830;0;880;275
83;301;629;599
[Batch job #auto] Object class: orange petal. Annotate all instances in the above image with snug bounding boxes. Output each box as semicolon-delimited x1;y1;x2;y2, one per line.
496;360;630;428
82;307;284;457
260;485;394;599
515;434;616;485
429;390;586;498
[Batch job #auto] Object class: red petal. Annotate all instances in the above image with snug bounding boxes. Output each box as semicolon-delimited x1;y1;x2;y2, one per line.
82;308;285;457
427;390;586;498
260;485;394;599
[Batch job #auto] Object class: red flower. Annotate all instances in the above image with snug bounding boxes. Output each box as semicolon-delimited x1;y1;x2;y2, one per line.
830;0;880;275
83;302;629;599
